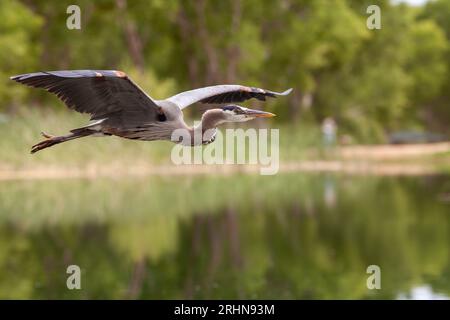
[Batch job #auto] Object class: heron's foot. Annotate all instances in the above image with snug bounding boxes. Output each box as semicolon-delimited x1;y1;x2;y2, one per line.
203;135;216;145
31;138;59;154
41;131;55;139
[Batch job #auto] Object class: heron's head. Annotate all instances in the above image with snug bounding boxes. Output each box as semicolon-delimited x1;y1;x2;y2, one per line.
221;105;275;122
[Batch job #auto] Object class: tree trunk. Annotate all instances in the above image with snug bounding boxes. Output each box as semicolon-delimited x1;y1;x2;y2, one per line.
176;7;200;87
226;0;242;82
194;0;220;84
115;0;145;73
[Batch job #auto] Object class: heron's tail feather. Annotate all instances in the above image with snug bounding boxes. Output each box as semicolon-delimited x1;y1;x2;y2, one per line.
31;129;93;154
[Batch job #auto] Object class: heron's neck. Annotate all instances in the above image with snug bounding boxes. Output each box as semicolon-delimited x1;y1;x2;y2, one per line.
190;109;224;145
199;109;224;131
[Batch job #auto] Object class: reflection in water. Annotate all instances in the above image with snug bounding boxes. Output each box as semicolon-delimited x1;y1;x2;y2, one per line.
0;173;449;299
398;286;449;300
323;176;336;209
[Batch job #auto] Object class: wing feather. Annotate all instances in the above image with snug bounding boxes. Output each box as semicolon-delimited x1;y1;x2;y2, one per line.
11;70;161;127
165;85;292;109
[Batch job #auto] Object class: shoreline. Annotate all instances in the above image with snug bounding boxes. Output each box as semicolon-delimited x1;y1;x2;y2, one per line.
0;160;442;181
1;142;449;181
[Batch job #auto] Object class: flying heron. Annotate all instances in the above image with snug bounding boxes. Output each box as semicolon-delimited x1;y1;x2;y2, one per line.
11;70;292;153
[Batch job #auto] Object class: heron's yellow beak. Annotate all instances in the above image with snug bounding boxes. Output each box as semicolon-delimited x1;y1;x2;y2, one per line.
245;109;276;118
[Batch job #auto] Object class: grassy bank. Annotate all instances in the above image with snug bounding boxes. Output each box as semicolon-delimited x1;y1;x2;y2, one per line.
0;108;320;169
1;109;449;175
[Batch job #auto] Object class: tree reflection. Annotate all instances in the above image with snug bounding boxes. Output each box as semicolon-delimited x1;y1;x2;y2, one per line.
0;174;448;299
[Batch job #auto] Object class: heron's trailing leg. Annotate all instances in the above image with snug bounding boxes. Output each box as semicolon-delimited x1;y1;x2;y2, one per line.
41;131;55;139
31;128;94;154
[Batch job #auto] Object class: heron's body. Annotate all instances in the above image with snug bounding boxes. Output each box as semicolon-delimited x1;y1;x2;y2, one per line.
10;70;292;153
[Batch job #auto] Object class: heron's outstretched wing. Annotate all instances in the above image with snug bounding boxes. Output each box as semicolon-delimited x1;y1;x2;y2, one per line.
165;85;293;110
11;70;163;127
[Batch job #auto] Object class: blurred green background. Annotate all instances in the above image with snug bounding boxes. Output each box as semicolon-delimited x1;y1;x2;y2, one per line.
1;0;450;143
0;0;449;299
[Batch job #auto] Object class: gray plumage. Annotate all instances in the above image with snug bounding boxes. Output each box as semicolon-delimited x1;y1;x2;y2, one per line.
11;70;292;153
165;85;293;109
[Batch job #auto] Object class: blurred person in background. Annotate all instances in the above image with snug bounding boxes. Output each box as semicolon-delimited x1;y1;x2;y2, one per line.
322;117;337;148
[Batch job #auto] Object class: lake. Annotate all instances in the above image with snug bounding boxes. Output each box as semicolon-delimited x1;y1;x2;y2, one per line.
0;173;448;299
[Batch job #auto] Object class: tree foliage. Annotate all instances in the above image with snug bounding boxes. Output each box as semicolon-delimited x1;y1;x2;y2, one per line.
1;0;449;141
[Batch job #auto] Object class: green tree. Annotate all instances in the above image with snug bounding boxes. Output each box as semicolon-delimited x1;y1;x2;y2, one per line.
0;0;42;107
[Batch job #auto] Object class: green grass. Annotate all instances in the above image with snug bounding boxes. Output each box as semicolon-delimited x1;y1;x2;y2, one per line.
3;108;449;172
0;108;174;168
0;108;319;169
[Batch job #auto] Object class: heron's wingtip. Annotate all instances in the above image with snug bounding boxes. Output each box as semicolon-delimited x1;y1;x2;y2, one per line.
10;73;31;81
281;88;293;95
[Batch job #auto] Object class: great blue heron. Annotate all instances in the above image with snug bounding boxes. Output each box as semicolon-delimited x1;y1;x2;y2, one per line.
11;70;292;153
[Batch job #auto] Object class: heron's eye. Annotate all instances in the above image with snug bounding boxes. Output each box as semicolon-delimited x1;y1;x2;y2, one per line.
222;105;245;115
222;105;237;112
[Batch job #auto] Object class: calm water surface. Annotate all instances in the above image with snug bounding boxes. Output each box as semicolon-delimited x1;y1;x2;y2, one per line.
0;173;448;299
